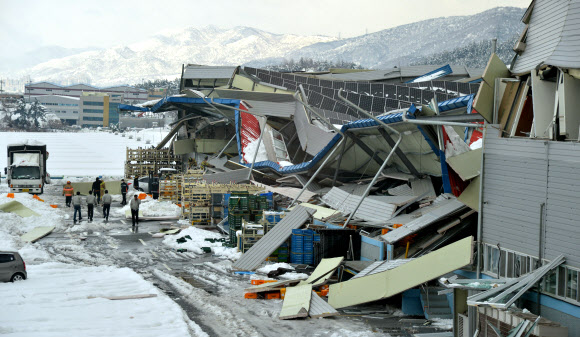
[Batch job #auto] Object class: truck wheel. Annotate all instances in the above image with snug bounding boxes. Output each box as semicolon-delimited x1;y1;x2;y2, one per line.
40;187;44;194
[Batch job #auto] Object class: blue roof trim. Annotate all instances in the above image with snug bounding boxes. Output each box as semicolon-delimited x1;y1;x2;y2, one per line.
405;64;453;83
119;104;149;112
468;78;483;83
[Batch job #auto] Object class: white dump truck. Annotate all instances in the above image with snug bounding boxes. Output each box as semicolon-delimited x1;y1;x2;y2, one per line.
5;141;50;194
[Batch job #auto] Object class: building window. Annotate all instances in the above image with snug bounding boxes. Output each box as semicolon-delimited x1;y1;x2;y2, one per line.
483;243;580;305
73;111;78;113
46;89;52;91
83;116;103;121
84;101;104;106
82;109;103;113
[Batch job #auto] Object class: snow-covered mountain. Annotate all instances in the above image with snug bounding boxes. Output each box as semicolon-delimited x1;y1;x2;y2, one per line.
3;7;525;90
5;26;336;88
278;7;525;69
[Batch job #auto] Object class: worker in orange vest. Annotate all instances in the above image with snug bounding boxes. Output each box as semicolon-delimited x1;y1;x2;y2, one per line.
63;181;74;207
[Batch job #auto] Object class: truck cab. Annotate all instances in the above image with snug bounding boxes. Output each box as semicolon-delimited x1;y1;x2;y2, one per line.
5;142;49;194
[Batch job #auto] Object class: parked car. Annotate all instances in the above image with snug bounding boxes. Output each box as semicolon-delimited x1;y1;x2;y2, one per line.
0;252;27;282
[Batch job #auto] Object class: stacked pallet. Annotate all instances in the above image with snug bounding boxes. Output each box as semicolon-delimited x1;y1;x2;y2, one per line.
159;179;181;202
124;147;182;177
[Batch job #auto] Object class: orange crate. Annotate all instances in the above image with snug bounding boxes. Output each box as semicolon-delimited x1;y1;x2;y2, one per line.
7;193;14;198
320;289;329;297
244;293;258;299
280;288;286;299
320;285;329;291
138;193;147;200
265;292;280;300
50;205;58;208
251;280;263;285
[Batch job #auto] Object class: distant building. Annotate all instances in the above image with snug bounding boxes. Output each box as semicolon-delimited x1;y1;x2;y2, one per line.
30;95;81;126
24;82;148;103
79;92;122;128
148;88;169;99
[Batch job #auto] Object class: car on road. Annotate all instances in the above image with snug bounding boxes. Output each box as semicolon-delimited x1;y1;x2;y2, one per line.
0;251;27;282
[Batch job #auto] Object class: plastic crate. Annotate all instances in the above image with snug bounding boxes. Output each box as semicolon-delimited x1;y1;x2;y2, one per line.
290;252;303;264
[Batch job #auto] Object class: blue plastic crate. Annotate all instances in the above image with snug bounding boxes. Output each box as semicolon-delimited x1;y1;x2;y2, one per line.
290;252;304;264
313;234;320;242
292;229;304;235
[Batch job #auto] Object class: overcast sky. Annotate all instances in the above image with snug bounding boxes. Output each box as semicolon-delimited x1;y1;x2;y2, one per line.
1;0;530;52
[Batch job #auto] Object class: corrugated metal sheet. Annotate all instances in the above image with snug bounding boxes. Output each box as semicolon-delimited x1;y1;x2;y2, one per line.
183;65;237;79
410;177;437;199
380;195;465;244
244;279;300;293
545;1;580;69
511;0;570;74
388;183;414;196
252;181;318;202
213;89;295;102
293;102;337;156
279;284;312;319
481;127;547;257
203;169;250;184
406;65;453;83
232;205;316;271
309;291;339;318
242;100;295;118
352;259;414;279
328;236;474;309
544;141;580;267
322;187;396;223
276;175;321;192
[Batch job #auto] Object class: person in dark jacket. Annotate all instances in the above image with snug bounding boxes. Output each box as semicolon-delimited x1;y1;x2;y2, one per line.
151;176;159;200
120;179;128;205
91;177;101;205
133;175;140;191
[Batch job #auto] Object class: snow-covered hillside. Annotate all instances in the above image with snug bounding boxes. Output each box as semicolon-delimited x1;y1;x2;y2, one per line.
4;26;335;89
1;7;525;91
284;7;525;69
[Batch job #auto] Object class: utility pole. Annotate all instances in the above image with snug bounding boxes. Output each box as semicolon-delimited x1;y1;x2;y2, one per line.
0;78;4;93
492;38;497;54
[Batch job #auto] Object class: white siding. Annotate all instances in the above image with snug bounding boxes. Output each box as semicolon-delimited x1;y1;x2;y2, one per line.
482;127;580;268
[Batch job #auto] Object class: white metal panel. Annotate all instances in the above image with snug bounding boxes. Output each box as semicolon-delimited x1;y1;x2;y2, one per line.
545;1;580;69
298;257;343;287
512;0;570;74
328;236;474;309
232;205;315;271
321;187;396;222
279;284;312;320
381;196;465;244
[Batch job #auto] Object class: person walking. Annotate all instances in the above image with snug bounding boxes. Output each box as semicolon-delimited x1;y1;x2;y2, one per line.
133;175;140;191
100;178;106;201
86;190;96;222
72;191;83;223
102;189;112;222
91;177;101;205
63;181;74;207
120;179;128;205
130;194;141;231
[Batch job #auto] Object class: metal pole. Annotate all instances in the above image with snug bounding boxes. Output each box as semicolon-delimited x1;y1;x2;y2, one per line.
247;116;268;180
288;138;345;208
402;110;481;128
216;134;236;159
343;132;403;227
476;124;487;279
332;138;348;186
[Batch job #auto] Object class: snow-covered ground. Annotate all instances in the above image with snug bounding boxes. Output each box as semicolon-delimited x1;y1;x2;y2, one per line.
0;129;169;176
0;263;206;337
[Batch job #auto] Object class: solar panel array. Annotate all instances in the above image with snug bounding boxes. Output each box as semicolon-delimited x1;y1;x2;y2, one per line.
243;67;479;125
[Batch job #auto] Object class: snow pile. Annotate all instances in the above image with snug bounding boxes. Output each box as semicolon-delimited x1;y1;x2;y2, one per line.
116;198;180;218
0;262;203;336
257;262;294;274
431;318;453;330
163;227;241;260
470;137;483;150
243;138;268;163
0;192;66;254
